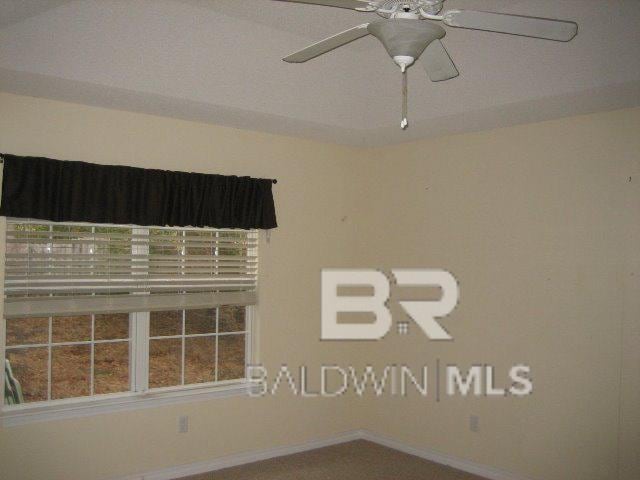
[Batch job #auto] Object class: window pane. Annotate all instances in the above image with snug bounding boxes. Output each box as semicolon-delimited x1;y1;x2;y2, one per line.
185;230;214;256
218;334;245;381
51;315;91;343
5;317;49;346
95;313;129;340
5;223;38;255
94;226;132;255
5;348;48;403
185;309;216;335
217;231;248;256
184;337;216;385
149;229;181;256
94;342;130;395
150;310;182;337
51;344;91;399
51;225;92;256
52;224;92;234
218;306;245;333
149;338;182;389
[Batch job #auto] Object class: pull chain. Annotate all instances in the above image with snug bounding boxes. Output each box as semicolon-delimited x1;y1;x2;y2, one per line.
401;67;408;129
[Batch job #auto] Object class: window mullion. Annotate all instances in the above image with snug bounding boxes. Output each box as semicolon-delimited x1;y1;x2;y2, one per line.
47;224;53;401
131;227;150;394
128;312;135;392
47;316;52;401
245;306;252;380
90;314;95;396
215;307;219;382
89;226;96;396
133;311;149;393
181;310;185;386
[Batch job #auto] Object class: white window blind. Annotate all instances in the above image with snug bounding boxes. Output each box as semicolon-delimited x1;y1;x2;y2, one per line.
3;220;258;318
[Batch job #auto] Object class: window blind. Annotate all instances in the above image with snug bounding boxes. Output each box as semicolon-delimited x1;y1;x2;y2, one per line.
3;220;258;318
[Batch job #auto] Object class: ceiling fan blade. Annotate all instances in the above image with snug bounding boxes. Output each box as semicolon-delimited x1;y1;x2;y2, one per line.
283;24;370;63
443;10;578;42
272;0;371;9
421;40;459;82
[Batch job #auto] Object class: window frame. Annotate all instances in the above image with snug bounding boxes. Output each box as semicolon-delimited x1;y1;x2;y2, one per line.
1;307;257;427
0;218;260;426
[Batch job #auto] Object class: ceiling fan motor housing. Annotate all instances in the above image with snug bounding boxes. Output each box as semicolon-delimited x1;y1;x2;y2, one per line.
367;19;446;69
374;1;445;18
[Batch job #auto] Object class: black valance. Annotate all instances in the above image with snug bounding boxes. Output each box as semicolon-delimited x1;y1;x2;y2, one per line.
0;154;277;229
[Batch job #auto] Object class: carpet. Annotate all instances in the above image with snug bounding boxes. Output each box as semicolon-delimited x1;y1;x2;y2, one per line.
181;440;489;479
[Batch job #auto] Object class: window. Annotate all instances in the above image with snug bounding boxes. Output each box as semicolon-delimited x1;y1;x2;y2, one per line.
5;313;132;402
2;220;258;421
148;307;247;388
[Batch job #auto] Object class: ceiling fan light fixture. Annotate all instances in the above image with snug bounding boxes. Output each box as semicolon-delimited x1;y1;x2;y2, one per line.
367;19;445;63
393;55;414;72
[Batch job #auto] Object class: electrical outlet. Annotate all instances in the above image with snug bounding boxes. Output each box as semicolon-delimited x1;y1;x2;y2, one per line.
178;415;189;433
470;415;479;433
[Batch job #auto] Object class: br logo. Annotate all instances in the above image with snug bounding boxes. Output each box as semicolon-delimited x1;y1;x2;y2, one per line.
321;269;459;341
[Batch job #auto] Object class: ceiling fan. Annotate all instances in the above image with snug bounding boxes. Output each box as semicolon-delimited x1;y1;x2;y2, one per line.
274;0;578;129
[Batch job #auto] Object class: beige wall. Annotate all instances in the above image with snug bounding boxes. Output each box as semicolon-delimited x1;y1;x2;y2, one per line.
0;92;367;479
0;92;638;480
354;107;640;480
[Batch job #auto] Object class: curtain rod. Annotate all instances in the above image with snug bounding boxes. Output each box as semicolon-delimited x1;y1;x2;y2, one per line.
0;155;277;184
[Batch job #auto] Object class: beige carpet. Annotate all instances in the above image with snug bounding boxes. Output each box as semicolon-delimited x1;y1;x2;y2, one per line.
182;440;488;480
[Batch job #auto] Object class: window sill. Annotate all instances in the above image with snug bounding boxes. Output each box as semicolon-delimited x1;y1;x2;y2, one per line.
1;381;257;427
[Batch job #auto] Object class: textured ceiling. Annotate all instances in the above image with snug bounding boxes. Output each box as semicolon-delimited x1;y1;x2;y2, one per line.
1;0;639;146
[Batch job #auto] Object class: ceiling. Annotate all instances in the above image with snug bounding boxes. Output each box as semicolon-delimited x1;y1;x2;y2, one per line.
1;0;639;147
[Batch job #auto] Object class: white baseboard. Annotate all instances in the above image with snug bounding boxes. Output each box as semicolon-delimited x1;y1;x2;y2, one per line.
113;430;364;480
360;430;536;480
114;429;533;480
